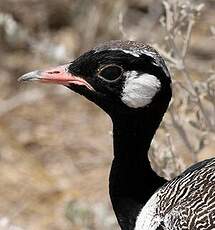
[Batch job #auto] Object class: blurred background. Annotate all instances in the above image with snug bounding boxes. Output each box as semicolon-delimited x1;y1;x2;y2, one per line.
0;0;214;229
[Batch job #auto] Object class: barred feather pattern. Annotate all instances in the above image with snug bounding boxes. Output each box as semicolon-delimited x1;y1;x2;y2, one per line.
136;158;215;230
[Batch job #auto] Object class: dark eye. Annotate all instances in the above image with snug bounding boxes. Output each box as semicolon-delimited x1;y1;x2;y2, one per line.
98;64;123;82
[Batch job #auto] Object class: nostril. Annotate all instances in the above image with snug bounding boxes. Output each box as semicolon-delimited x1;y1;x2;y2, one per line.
47;71;60;74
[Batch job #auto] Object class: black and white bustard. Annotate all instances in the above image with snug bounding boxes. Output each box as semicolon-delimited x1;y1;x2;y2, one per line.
19;40;215;230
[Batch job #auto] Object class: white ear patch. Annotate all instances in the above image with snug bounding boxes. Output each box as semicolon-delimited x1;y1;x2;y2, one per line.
121;71;161;108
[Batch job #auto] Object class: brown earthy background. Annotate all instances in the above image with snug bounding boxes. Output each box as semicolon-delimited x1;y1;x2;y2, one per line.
0;0;214;229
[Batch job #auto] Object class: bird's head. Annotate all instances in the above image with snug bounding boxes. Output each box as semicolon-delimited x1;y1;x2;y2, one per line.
19;40;172;117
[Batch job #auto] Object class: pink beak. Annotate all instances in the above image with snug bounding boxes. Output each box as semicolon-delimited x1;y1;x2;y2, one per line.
18;64;94;91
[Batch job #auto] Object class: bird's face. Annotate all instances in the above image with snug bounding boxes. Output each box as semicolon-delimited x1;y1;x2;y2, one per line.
19;41;171;116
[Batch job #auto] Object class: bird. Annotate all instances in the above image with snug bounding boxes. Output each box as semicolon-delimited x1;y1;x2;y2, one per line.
18;40;215;230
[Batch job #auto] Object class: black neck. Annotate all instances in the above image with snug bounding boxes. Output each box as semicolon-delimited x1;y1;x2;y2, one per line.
109;106;167;230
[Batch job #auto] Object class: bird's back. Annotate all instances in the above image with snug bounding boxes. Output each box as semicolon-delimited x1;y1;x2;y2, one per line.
135;157;215;230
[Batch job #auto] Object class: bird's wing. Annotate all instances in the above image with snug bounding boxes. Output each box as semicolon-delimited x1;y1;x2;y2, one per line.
157;157;215;230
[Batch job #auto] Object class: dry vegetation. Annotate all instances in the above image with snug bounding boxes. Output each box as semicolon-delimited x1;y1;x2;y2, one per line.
0;0;214;229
